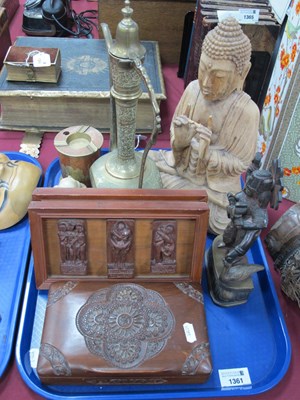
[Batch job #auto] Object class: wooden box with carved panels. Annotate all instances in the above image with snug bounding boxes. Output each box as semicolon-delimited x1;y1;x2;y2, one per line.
37;280;212;385
28;188;209;289
32;188;212;385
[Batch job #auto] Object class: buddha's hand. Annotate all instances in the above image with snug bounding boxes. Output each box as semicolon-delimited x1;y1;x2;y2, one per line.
172;115;199;149
195;123;212;160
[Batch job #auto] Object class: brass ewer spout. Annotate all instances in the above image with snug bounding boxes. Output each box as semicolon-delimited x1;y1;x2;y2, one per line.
101;23;113;51
90;0;162;189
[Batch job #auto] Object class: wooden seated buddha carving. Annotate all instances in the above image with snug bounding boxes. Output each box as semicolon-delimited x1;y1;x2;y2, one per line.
0;153;41;229
150;17;260;234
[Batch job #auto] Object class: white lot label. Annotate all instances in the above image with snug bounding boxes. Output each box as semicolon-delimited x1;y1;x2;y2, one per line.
183;322;197;343
33;52;51;67
218;367;252;387
239;8;260;23
217;9;259;24
29;348;39;368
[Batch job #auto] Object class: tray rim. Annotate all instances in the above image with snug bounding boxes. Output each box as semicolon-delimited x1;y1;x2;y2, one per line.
15;238;291;399
0;151;42;377
14;157;292;398
0;223;31;378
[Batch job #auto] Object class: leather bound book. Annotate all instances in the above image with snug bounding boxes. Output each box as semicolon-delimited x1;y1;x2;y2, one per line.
0;36;165;133
37;281;212;385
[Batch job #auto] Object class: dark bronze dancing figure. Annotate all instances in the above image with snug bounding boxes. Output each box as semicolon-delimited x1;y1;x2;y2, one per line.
207;155;283;306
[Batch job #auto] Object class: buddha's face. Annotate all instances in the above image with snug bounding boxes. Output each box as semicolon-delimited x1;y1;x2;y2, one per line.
198;53;242;101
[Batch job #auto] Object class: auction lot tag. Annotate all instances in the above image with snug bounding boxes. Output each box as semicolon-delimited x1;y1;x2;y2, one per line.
29;348;39;368
217;9;259;24
239;8;260;23
183;322;197;343
218;367;252;387
33;52;51;67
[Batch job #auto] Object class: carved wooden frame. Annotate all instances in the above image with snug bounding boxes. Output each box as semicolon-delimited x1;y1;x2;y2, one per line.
29;188;209;289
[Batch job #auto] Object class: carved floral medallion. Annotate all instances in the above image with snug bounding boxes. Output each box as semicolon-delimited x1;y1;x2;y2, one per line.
76;283;175;368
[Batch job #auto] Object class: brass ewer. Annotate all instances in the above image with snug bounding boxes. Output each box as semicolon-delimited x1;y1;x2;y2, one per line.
90;0;162;189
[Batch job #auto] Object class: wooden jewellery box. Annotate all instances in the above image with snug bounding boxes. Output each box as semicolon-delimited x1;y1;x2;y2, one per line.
29;188;212;385
37;280;212;385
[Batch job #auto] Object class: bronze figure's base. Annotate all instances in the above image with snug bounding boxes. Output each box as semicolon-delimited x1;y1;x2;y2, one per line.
206;235;262;307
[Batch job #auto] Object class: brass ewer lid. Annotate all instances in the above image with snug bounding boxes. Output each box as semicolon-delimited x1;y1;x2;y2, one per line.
109;0;146;60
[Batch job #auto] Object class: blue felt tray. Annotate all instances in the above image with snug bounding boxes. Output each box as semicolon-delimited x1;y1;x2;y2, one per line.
15;158;291;398
0;151;42;377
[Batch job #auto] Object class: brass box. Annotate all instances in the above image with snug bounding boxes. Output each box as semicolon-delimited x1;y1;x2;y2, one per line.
4;45;61;83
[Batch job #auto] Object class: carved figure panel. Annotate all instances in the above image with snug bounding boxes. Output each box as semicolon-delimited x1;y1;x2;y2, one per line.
29;188;209;289
107;219;135;278
151;220;177;274
57;219;88;275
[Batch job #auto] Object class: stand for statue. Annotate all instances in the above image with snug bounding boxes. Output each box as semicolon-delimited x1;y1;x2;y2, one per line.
206;235;263;307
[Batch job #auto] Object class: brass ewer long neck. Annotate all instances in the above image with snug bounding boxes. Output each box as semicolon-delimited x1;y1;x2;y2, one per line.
90;0;162;189
107;54;143;179
104;0;146;180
